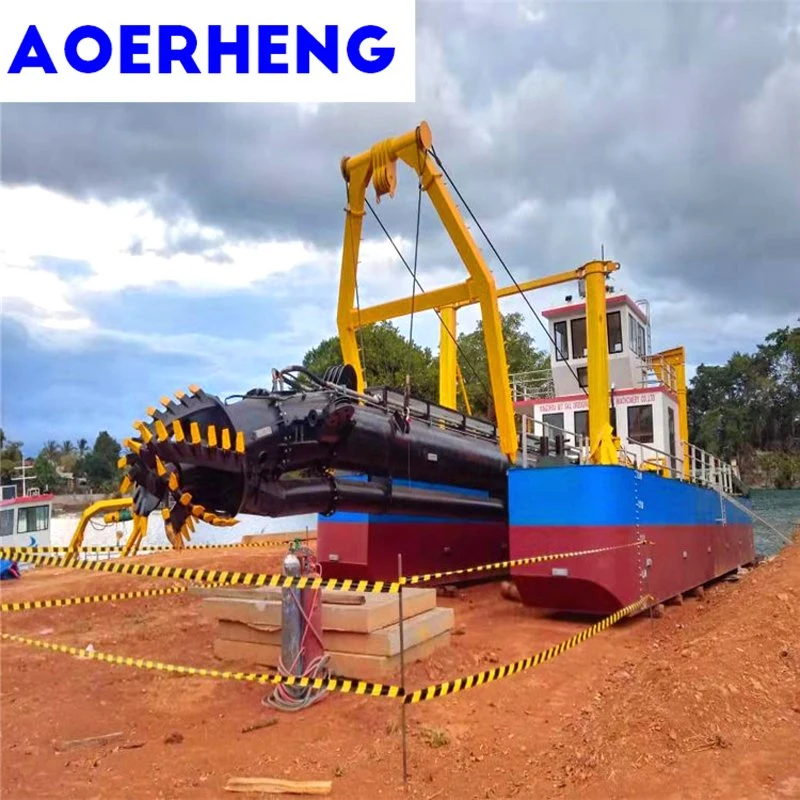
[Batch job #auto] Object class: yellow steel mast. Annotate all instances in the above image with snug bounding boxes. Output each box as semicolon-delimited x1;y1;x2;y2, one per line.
337;121;621;465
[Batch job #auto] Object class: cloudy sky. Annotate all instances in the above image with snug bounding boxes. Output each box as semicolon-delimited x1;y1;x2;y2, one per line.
1;0;799;456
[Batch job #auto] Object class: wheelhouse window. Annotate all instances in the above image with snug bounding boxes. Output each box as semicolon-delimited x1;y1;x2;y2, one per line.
627;404;654;444
607;311;623;354
17;504;50;534
577;366;589;389
574;410;588;440
570;316;587;360
541;412;564;437
629;314;647;357
553;320;568;361
0;509;14;537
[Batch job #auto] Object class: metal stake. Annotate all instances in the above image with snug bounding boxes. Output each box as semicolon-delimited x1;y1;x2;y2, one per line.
398;553;408;785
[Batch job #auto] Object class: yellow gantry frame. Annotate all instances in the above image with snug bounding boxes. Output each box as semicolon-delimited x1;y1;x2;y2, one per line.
338;121;517;461
649;345;690;479
337;121;620;465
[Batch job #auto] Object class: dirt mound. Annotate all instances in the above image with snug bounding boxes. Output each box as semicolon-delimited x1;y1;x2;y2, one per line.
544;529;800;799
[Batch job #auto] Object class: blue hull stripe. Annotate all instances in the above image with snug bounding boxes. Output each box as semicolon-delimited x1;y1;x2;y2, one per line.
509;465;751;527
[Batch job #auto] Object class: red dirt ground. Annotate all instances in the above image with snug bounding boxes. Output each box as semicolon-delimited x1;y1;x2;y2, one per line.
1;533;798;800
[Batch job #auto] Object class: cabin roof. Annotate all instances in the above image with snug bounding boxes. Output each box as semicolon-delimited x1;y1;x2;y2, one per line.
542;293;648;324
0;493;55;509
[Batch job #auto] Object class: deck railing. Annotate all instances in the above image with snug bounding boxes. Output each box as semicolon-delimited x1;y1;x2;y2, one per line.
638;354;678;393
686;443;739;495
515;415;743;497
516;413;589;467
509;369;555;402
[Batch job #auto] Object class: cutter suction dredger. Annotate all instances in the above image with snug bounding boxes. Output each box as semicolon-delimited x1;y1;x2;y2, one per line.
121;366;516;546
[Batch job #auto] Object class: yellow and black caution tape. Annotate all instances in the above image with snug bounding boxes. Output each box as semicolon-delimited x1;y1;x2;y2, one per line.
0;540;650;595
400;539;647;586
0;585;189;614
0;633;403;699
11;539;314;555
403;595;652;704
0;548;402;594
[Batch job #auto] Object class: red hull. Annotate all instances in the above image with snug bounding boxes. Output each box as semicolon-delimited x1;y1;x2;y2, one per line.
317;519;509;582
510;524;756;615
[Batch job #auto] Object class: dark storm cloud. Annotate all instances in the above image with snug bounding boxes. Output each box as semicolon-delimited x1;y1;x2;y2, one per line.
1;1;798;314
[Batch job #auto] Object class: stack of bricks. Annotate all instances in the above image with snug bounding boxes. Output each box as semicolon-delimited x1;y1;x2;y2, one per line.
197;585;453;682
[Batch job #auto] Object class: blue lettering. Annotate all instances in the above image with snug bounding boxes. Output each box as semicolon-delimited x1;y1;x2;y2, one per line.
120;25;150;74
64;25;112;74
8;25;57;73
208;25;249;73
158;25;200;73
296;25;338;74
257;25;288;73
347;25;394;74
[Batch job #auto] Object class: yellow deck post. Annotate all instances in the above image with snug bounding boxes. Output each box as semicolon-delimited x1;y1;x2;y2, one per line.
438;306;458;409
582;260;619;465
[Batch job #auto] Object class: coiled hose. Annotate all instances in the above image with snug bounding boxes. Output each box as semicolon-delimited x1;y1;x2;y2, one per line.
263;557;330;712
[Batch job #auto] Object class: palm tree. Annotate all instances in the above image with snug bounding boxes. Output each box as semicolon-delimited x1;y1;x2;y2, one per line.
77;438;89;457
62;440;75;456
43;441;61;461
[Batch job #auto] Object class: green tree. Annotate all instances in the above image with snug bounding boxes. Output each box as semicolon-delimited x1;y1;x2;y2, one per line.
302;321;439;402
77;438;89;457
81;431;123;492
0;430;24;484
33;452;59;492
688;320;800;487
455;311;550;418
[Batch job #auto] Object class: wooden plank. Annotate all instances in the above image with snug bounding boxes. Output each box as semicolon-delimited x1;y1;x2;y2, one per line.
53;732;124;752
214;631;452;683
217;606;455;657
224;777;331;795
201;588;436;633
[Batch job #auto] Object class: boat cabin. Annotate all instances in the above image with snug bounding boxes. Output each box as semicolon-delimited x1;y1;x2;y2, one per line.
512;290;682;475
0;488;54;550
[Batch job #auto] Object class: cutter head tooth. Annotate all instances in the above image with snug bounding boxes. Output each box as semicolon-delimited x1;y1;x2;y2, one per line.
235;431;245;454
133;420;152;443
179;492;192;507
123;438;142;454
119;475;132;495
154;419;169;442
189;422;201;445
188;384;200;394
168;473;179;492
